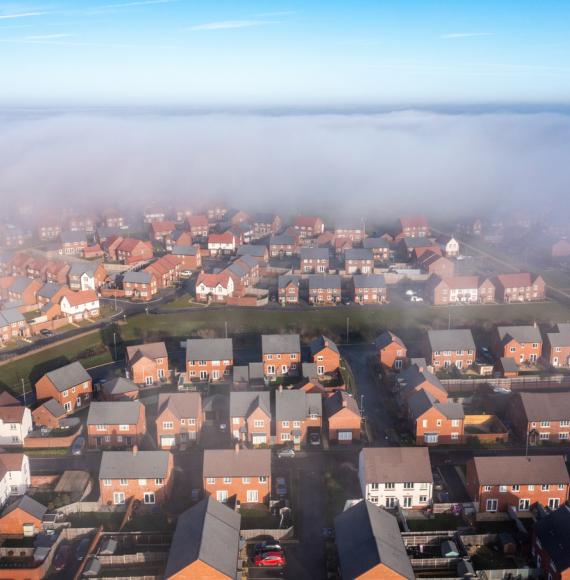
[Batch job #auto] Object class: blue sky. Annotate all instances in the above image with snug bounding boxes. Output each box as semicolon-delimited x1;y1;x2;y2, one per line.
0;0;569;105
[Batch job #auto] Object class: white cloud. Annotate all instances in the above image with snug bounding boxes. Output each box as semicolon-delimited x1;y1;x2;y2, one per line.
24;33;75;41
189;19;274;31
0;11;47;20
442;32;494;39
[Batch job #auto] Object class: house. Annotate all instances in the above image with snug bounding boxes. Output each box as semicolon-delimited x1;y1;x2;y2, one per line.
150;220;177;244
172;244;202;271
38;220;62;241
32;399;66;429
0;453;30;507
325;391;361;444
275;389;322;446
359;447;434;509
270;233;299;257
170;229;193;248
428;275;496;305
310;335;340;375
87;401;146;448
226;255;260;287
99;449;174;506
533;505;570;580
229;391;271;446
375;331;407;370
8;276;42;306
0;225;27;248
122;270;158;301
407;389;464;444
465;455;570;513
37;283;66;307
116;238;153;265
334;221;366;243
125;342;169;385
0;495;47;536
187;215;210;238
427;329;476;371
101;377;140;401
203;448;271;504
495;272;546;302
35;361;92;413
308;274;341;305
44;260;70;285
261;334;301;378
164;497;241;580
352;274;387;304
232;362;265;389
59;230;88;255
438;235;460;257
156;392;203;448
395;363;448;405
0;308;29;344
237;244;269;263
59;289;100;321
0;404;32;446
278;274;300;305
363;237;391;262
417;250;455;278
208;231;237;256
292;215;324;238
144;254;182;288
508;392;570;443
398;216;430;238
495;325;543;363
250;213;282;239
335;500;414;580
300;247;329;273
103;209;126;229
186;338;234;382
544;323;570;368
344;248;374;274
68;214;96;232
195;271;237;303
144;208;166;224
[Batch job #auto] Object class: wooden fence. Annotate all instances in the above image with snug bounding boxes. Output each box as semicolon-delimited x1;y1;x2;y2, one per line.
58;501;127;515
240;526;295;540
97;552;168;565
442;374;570;394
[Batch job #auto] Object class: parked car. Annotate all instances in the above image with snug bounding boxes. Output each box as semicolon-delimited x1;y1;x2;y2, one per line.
53;543;71;571
277;447;295;459
410;295;423;302
75;537;91;561
40;328;54;337
254;551;286;567
309;432;321;446
255;540;283;554
72;436;86;456
275;477;287;497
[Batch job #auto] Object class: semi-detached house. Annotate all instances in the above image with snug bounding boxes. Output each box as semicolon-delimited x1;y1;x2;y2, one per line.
261;334;301;378
276;389;322;447
229;391;271;446
87;401;146;449
186;338;233;382
427;329;476;370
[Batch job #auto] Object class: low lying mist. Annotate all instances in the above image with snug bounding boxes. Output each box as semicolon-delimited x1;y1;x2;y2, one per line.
1;108;569;219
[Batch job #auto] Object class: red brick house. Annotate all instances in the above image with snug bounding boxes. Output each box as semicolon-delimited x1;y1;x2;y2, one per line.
99;449;174;506
203;448;271;505
87;401;146;448
508;392;570;444
495;272;546;302
292;216;325;238
363;237;391;262
427;329;476;371
533;505;570;580
325;391;361;444
187;215;210;238
276;389;322;447
116;238;154;265
495;325;543;363
396;363;448;405
544;323;570;368
344;248;374;274
251;213;282;239
34;361;92;413
261;334;301;378
229;391;271;446
352;274;387;304
150;220;177;244
300;247;329;273
398;216;429;239
186;338;234;382
44;260;70;285
172;244;202;270
334;222;366;243
308;274;341;305
0;495;47;537
270;233;299;257
375;331;407;370
126;342;169;385
59;231;88;255
8;277;42;306
144;254;182;288
428;275;496;305
122;270;158;301
278;275;300;305
156;392;203;448
101;377;140;401
417;251;455;278
465;455;570;513
32;399;66;429
310;335;340;375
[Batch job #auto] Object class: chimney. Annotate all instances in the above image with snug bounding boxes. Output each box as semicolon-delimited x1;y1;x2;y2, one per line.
234;442;240;454
132;445;138;456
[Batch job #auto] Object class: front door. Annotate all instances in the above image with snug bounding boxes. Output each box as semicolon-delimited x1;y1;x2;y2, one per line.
518;498;530;511
76;396;82;408
212;370;220;380
385;497;397;508
549;498;560;509
200;370;208;380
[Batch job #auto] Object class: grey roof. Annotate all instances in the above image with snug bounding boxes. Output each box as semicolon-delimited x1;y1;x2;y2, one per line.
516;392;570;422
428;329;476;352
229;391;270;419
300;247;329;260
276;390;322;420
172;244;198;256
497;325;542;345
232;366;249;383
407;389;464;421
353;274;386;289
262;334;300;355
472;455;570;486
499;357;519;372
123;270;153;284
403;236;434;249
9;276;34;294
310;335;339;356
335;501;414;580
1;495;47;521
99;450;170;479
165;497;241;580
546;325;570;347
38;283;63;299
203;448;271;477
41;398;66;418
69;262;98;277
0;308;25;325
61;230;87;244
104;377;139;396
249;362;264;380
237;245;267;258
45;362;91;392
252;212;277;224
126;341;168;363
186;338;233;362
375;331;405;350
360;447;433;484
87;401;142;425
202;393;229;415
396;365;447;399
278;274;300;289
534;505;570;572
324;391;360;417
345;248;373;261
308;274;341;290
270;233;296;245
158;392;201;419
301;362;318;379
363;237;390;250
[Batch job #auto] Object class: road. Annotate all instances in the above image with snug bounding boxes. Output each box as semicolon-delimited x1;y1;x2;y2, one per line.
30;452;102;475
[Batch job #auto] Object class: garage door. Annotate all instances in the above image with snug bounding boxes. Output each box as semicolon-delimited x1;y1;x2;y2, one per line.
252;435;267;445
338;431;352;441
161;436;176;447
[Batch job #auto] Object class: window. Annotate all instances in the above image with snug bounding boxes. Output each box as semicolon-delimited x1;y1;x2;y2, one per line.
113;492;125;505
223;477;232;484
422;419;428;428
96;424;106;431
254;420;264;428
62;390;68;397
558;484;566;490
484;485;493;493
451;419;460;427
451;433;459;440
540;421;551;428
155;478;164;485
528;485;535;491
512;484;520;492
104;435;111;442
162;421;173;429
548;498;560;510
119;424;129;431
120;478;128;486
216;490;228;503
540;432;550;440
242;477;250;484
64;401;72;412
486;499;498;512
293;421;301;428
247;490;259;502
436;419;442;427
403;482;414;490
384;483;395;490
138;479;147;485
281;433;290;441
188;418;196;426
103;479;111;486
232;418;240;425
371;483;379;490
259;476;268;483
500;485;507;492
541;485;550;491
144;492;155;504
518;498;530;511
419;496;428;503
560;420;570;427
207;477;215;484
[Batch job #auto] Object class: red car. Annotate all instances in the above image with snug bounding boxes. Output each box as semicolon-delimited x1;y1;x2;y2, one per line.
254;551;286;567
